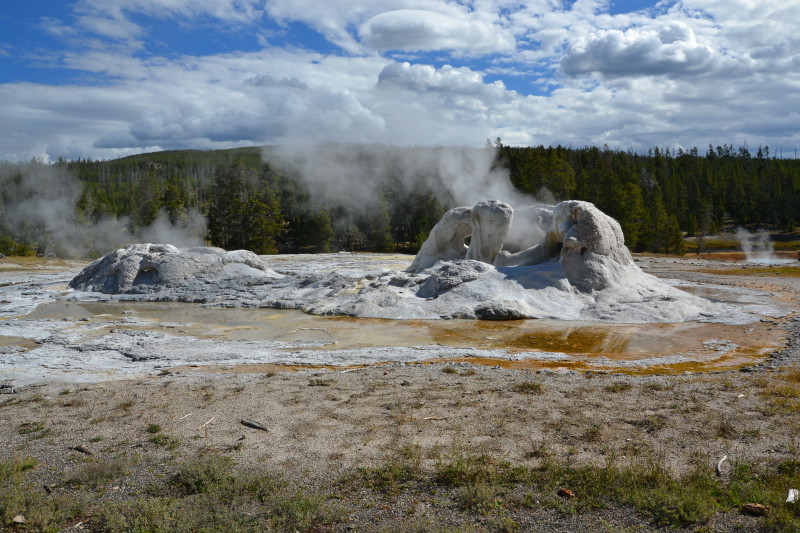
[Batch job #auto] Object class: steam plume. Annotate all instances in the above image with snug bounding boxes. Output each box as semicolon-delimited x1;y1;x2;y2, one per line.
0;161;205;258
265;143;537;212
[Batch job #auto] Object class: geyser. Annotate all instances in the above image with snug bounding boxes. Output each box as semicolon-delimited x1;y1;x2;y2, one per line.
411;199;637;292
67;200;768;325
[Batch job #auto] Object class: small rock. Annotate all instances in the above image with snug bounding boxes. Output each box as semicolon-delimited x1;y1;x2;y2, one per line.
400;380;411;386
557;488;576;499
71;444;93;455
741;503;769;516
12;515;26;524
240;418;268;432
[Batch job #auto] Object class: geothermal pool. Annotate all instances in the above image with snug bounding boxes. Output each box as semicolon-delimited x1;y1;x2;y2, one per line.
0;253;792;386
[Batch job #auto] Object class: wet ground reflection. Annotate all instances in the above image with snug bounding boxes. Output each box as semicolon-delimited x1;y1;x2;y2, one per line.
26;299;786;374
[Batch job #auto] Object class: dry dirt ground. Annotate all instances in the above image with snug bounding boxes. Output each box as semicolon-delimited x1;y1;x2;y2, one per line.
2;254;800;532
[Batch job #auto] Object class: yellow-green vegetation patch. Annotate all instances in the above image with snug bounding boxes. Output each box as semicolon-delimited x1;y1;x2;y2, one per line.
510;381;544;394
699;266;800;277
758;366;800;415
2;445;800;531
685;239;742;252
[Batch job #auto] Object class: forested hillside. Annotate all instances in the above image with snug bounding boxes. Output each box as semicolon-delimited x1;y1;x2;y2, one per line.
1;143;798;258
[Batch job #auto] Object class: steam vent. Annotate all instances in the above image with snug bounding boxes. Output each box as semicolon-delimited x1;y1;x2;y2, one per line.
69;200;765;325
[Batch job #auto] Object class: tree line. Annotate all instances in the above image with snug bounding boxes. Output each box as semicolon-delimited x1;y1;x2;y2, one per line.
1;143;798;258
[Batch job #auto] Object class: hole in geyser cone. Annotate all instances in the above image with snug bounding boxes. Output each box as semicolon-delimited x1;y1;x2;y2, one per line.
133;267;160;286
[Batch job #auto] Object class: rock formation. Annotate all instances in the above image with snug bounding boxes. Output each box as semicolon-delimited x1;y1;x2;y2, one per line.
410;199;634;292
406;206;473;273
496;200;636;291
464;200;514;264
66;201;760;324
68;243;282;294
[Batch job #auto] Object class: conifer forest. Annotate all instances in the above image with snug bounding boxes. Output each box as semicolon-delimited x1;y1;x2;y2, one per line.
1;143;799;258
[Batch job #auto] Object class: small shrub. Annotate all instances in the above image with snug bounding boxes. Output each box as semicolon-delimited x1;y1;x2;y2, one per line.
456;482;498;513
114;400;134;411
149;433;181;450
511;382;543;395
582;424;603;442
146;423;162;434
362;446;422;494
604;381;633;393
0;456;38;477
65;459;127;488
434;448;525;487
173;455;236;495
638;489;718;528
486;511;519;533
629;414;667;433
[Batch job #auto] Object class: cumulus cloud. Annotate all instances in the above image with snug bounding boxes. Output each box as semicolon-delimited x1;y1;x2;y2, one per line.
377;62;507;97
359;9;513;54
1;0;799;162
561;22;719;78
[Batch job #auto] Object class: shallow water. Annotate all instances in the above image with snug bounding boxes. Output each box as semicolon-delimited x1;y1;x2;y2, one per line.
25;299;785;373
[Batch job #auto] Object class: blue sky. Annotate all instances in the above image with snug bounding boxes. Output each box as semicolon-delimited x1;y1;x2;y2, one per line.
1;0;798;161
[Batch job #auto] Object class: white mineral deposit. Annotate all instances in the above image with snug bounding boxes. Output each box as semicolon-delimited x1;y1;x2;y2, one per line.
1;200;791;386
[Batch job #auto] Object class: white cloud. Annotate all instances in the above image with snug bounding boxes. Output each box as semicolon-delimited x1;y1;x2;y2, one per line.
1;0;799;162
561;22;719;77
359;9;513;54
377;62;508;97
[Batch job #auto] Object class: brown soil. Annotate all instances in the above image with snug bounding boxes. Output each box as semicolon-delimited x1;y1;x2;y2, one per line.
2;254;800;532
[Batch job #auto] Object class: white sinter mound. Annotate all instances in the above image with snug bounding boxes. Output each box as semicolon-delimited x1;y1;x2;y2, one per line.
67;201;760;324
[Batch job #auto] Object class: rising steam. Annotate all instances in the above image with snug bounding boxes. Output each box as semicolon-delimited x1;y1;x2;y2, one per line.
0;161;205;258
734;227;794;265
265;143;538;212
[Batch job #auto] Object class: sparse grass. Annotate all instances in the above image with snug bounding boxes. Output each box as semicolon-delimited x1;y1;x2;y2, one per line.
582;424;603;442
360;445;422;495
716;415;738;439
146;423;162;434
455;482;500;513
59;397;87;407
441;367;458;375
114;400;135;411
510;381;544;394
149;433;181;450
628;414;668;433
604;381;633;393
0;456;38;475
0;457;86;530
98;454;337;532
2;444;800;531
759;367;800;415
434;447;527;488
173;455;236;495
18;421;46;435
308;378;333;386
64;458;128;489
